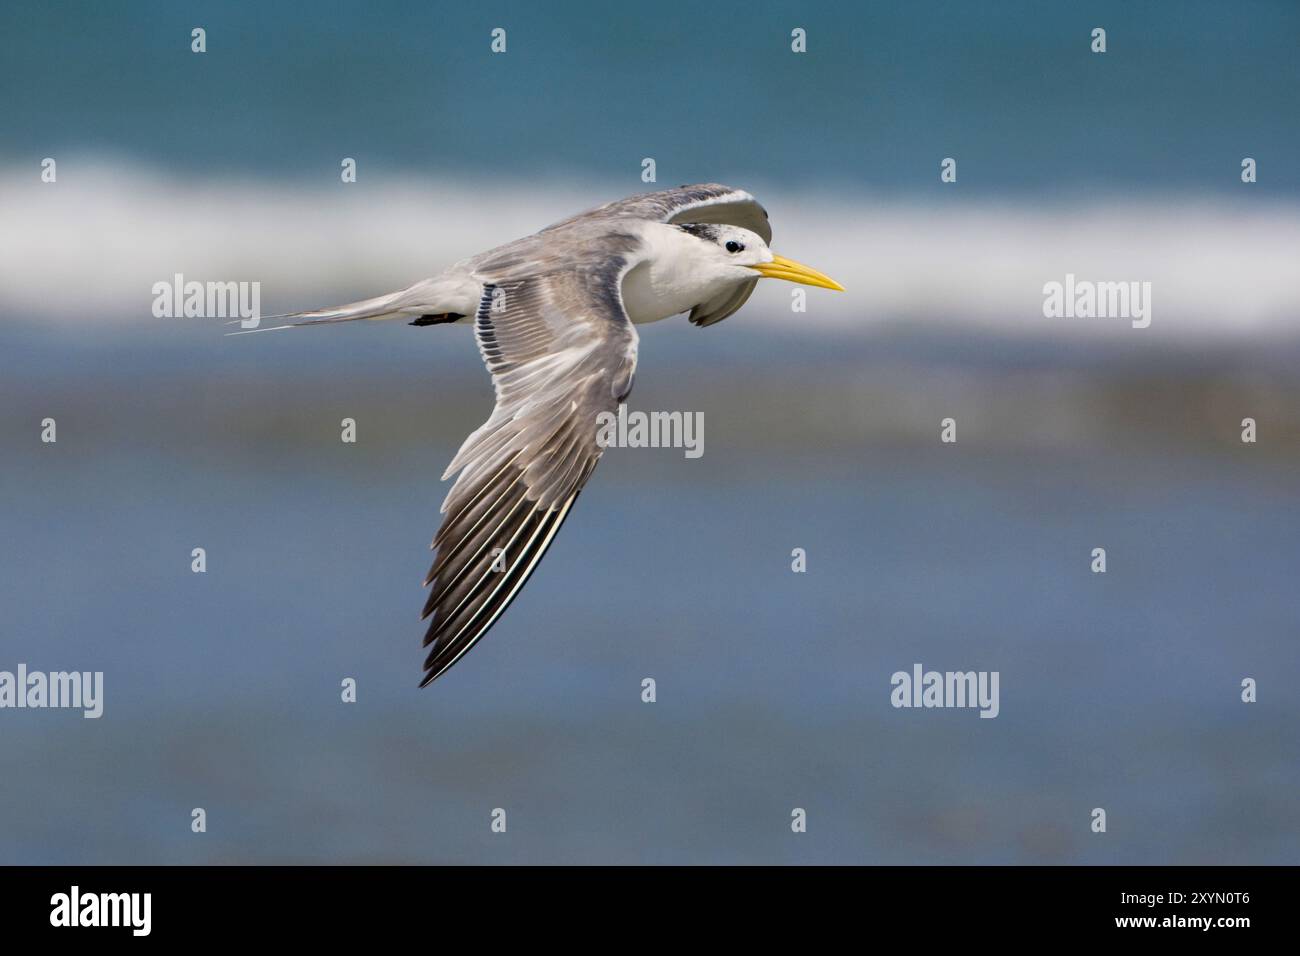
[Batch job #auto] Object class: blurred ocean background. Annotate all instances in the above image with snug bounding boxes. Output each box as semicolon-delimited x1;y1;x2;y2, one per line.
1;0;1297;864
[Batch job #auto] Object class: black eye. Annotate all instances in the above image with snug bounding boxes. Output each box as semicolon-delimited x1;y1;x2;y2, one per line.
725;240;744;253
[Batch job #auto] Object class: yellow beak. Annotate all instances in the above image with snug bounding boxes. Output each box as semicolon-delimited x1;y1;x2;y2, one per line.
749;254;845;292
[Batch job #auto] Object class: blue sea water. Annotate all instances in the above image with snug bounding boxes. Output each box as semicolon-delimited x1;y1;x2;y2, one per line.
1;330;1296;862
2;0;1297;195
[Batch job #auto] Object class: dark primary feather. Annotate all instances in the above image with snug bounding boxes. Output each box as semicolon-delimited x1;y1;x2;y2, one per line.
419;265;638;686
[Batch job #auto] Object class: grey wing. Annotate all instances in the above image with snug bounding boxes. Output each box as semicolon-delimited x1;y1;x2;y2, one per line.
418;262;638;686
543;182;772;243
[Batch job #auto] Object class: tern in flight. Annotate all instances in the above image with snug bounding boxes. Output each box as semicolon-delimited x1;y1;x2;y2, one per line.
254;184;843;685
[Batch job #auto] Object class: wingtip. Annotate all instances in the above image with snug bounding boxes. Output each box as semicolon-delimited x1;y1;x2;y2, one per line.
224;324;296;337
419;662;447;688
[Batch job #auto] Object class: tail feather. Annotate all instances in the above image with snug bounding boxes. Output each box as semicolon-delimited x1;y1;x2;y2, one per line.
225;290;413;336
225;276;479;336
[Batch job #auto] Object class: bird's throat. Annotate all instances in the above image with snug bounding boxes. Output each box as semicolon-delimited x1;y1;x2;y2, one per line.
621;224;735;324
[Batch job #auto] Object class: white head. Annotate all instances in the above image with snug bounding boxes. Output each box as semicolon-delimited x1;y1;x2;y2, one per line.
671;222;845;300
624;221;844;325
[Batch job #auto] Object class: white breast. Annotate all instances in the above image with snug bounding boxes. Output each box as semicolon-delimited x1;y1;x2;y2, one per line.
620;222;726;324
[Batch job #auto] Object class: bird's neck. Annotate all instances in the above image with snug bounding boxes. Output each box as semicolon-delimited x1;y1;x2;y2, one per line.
621;223;729;324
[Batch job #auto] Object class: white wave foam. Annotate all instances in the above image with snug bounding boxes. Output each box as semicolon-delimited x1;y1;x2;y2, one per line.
3;158;1297;341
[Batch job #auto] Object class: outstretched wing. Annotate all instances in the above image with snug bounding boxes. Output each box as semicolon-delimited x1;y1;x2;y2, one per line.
545;183;771;328
419;261;638;686
553;182;772;244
